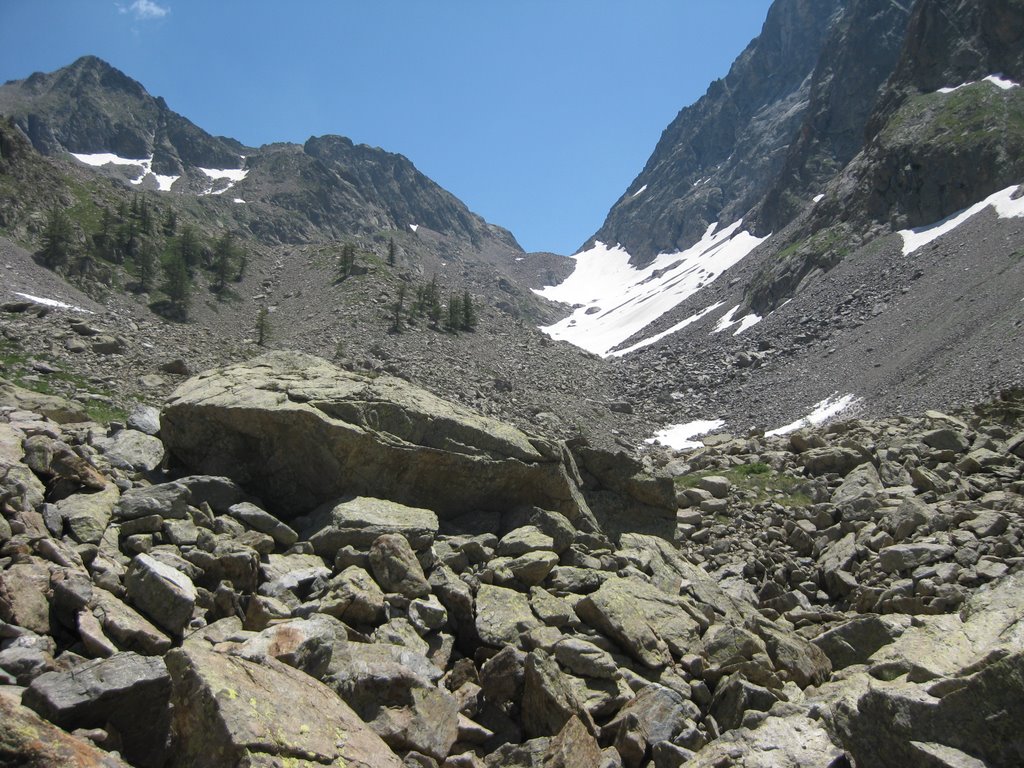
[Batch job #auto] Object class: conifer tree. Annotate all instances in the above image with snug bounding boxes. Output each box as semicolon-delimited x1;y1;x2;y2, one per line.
391;284;407;333
40;205;73;269
136;239;158;291
162;209;177;237
178;225;200;272
337;243;356;281
255;306;271;346
212;231;237;294
161;251;191;319
461;289;477;331
447;293;462;331
387;237;397;267
92;208;116;263
426;276;442;327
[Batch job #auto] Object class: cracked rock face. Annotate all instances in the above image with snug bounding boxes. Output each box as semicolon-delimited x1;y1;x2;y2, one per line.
160;351;595;527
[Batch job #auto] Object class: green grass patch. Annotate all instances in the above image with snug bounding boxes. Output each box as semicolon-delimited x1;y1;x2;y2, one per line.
675;463;813;507
883;82;1024;150
0;338;128;425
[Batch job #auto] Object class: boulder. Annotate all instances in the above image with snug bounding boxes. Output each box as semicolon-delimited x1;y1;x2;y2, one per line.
167;641;403;767
0;559;53;635
324;641;458;760
115;482;190;521
522;649;597;739
575;576;701;669
800;446;865;476
708;674;781;732
833;652;1024;767
685;713;845;767
369;533;431;598
832;462;884;515
56;484;120;544
160;351;594;525
22;652;171;768
0;688;131;767
319;565;387;625
602;685;698;767
90;587;172;655
125;553;197;638
226;501;298;548
93;428;164;472
812;615;908;670
304;495;438;555
0;381;88;423
234;614;348;679
476;584;542;648
878;543;955;574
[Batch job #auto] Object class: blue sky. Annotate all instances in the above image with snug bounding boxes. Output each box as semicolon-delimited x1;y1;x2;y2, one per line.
1;0;774;254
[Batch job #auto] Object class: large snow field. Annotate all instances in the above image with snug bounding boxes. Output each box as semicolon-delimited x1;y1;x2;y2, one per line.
535;221;768;356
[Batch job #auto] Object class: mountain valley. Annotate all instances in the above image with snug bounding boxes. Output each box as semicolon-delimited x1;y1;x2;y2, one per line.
2;0;1024;766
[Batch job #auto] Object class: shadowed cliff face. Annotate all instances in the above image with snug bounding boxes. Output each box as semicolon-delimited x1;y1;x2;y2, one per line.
586;0;841;265
755;0;913;232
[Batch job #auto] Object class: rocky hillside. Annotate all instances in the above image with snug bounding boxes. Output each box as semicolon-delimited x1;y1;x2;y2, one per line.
2;354;1023;766
0;57;641;451
534;0;1023;444
0;56;521;250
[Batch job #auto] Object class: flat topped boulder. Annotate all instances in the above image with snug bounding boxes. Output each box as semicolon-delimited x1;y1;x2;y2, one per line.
160;351;593;524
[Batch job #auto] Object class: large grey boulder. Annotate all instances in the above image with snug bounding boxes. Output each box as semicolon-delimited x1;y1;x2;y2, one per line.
160;351;594;525
476;584;542;649
167;641;403;767
685;713;846;767
22;652;171;768
832;652;1024;767
323;641;459;760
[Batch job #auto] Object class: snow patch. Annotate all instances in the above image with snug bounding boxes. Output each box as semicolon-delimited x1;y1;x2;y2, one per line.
938;74;1020;94
198;164;249;195
232;198;246;204
410;224;419;233
645;419;726;451
609;302;724;358
813;194;825;203
631;184;648;198
900;184;1024;255
713;304;762;336
765;393;859;437
13;292;93;314
535;221;768;357
71;152;179;191
153;173;179;192
71;152;143;167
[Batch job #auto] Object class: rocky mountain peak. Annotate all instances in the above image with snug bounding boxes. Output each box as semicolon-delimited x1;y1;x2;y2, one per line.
586;0;841;264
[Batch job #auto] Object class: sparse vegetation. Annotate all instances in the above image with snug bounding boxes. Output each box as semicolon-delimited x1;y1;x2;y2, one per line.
676;463;813;507
255;306;271;346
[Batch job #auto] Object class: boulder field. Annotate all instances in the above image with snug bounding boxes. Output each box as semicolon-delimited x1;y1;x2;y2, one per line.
1;355;1023;767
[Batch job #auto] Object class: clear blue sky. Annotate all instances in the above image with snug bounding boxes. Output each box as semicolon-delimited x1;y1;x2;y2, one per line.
1;0;774;254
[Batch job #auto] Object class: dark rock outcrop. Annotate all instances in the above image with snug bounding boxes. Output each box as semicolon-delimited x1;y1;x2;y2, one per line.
587;0;841;263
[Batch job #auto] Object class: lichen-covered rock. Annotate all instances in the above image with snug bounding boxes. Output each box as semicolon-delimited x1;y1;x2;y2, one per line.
0;688;131;767
160;351;595;525
167;640;404;767
22;652;172;768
